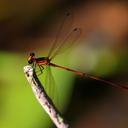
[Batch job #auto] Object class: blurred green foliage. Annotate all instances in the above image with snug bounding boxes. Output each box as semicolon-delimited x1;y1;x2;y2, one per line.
0;43;128;128
0;1;128;128
0;51;74;128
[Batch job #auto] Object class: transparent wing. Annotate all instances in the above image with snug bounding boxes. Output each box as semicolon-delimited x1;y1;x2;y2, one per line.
47;11;82;60
47;11;73;58
49;27;81;60
41;65;58;104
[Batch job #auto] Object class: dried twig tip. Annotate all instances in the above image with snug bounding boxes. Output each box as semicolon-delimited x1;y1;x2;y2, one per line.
24;65;33;77
23;65;69;128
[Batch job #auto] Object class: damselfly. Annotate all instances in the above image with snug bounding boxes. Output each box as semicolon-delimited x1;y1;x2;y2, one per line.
28;12;128;92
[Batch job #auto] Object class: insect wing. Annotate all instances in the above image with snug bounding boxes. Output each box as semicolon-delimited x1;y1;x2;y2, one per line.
48;12;80;59
50;27;81;60
47;12;74;59
41;65;58;104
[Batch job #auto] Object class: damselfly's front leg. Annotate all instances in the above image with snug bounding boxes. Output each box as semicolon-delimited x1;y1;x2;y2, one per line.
31;62;36;69
37;65;44;76
31;62;43;75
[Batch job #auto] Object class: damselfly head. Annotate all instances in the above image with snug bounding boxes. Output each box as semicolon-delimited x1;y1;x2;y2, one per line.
28;52;35;64
30;52;35;57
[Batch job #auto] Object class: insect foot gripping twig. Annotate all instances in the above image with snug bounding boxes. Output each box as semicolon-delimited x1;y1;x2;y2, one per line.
23;65;69;128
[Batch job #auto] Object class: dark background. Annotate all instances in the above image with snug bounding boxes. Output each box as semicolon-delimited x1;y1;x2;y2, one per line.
0;1;128;128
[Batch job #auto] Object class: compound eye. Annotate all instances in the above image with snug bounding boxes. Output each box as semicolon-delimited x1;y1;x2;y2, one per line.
30;52;35;57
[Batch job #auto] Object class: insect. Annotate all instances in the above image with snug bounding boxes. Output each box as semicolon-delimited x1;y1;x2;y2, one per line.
28;12;128;91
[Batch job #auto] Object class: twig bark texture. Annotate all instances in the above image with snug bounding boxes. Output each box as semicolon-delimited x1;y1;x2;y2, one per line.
24;65;69;128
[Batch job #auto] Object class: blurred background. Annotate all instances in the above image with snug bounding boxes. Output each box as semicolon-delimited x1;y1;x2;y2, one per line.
0;1;128;128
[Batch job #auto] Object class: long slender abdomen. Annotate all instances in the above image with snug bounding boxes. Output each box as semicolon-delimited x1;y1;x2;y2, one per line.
48;63;85;76
48;63;128;90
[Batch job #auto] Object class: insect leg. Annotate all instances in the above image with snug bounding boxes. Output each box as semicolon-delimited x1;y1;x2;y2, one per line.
37;64;44;76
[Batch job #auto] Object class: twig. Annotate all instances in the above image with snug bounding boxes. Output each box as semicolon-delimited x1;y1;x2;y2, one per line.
23;65;69;128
